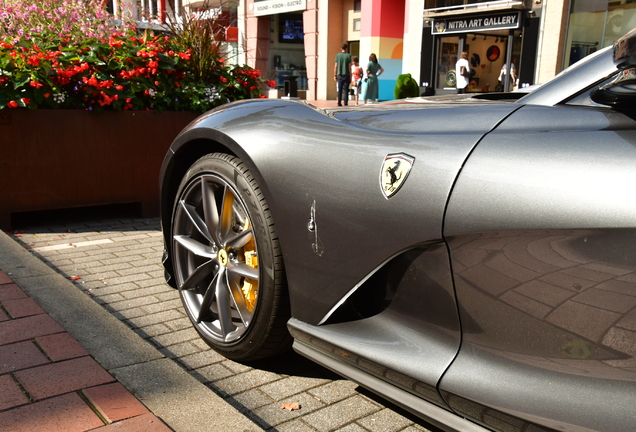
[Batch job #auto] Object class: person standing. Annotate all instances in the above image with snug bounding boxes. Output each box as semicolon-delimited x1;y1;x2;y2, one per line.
350;56;363;105
334;43;352;107
364;53;384;104
455;51;470;94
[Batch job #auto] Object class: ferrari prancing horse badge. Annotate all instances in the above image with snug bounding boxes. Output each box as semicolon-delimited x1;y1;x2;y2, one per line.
380;153;415;199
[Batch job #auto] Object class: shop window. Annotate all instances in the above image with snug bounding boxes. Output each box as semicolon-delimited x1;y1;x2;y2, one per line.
564;0;636;68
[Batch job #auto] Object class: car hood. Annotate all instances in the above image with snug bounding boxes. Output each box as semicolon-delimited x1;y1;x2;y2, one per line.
316;98;521;135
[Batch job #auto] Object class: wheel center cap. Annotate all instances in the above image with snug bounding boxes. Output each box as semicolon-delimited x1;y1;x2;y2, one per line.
218;249;228;267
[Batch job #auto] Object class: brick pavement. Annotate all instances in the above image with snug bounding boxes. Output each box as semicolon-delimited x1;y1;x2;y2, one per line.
0;270;171;432
7;216;435;432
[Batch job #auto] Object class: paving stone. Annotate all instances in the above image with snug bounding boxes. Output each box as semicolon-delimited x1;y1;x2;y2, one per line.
308;380;360;404
163;317;192;331
121;285;172;300
0;271;12;284
302;395;380;431
0;392;103;432
96;293;127;304
195;362;235;383
0;374;29;410
0;284;28;302
125;310;184;328
97;273;153;286
215;369;283;396
150;327;198;347
83;382;149;422
108;296;161;310
35;333;89;362
2;297;45;318
0;314;65;345
158;341;201;358
596;279;636;297
90;283;143;296
0;341;49;374
222;359;253;374
0;307;9;321
275;419;320;431
581;263;632;276
617;308;636;332
135;323;172;338
93;412;173;431
179;350;227;370
231;388;276;411
15;356;115;400
357;408;413;432
333;423;369;432
253;391;326;427
260;375;331;400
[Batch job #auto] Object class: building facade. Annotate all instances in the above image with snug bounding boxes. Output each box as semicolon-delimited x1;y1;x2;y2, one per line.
121;0;636;101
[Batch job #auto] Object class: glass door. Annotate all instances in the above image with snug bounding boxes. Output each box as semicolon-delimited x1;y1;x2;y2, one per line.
436;35;460;92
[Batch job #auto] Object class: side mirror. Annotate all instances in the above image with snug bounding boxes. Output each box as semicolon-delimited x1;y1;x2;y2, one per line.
590;68;636;107
591;27;636;108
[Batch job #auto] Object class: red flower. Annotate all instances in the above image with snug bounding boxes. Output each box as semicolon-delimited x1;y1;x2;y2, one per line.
43;93;51;98
250;86;257;91
7;100;18;108
116;85;123;91
258;94;268;98
266;80;277;88
220;77;228;83
21;98;30;105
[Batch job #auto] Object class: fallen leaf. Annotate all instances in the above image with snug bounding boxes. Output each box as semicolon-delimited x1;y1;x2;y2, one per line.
280;402;301;411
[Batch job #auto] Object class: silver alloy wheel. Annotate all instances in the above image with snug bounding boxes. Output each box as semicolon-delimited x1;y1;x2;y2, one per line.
172;173;259;343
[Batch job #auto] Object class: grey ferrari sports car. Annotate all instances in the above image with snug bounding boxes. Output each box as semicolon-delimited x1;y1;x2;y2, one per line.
159;29;636;432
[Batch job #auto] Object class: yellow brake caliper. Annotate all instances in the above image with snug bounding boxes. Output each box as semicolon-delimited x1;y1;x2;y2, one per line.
241;218;258;313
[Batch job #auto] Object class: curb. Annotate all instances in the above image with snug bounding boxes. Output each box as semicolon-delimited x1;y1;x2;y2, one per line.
0;230;259;432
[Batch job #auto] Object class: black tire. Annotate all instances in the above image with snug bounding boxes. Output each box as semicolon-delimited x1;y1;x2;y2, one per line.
171;153;291;361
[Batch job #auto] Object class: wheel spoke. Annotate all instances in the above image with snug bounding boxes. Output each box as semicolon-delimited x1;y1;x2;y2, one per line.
215;268;234;339
180;200;214;244
228;277;251;327
201;179;221;246
228;261;259;281
180;260;215;291
218;187;235;244
225;228;254;249
197;269;220;323
174;235;216;259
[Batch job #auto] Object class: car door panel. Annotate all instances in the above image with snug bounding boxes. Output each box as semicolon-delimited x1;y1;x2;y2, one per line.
441;104;636;432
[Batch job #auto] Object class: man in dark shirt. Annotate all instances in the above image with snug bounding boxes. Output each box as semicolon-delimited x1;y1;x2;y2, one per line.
334;43;352;106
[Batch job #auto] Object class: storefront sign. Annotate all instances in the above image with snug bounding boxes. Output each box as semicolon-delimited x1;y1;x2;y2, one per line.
432;11;521;34
253;0;307;17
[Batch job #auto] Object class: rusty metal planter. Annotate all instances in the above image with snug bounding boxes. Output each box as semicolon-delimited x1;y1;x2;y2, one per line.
0;109;199;230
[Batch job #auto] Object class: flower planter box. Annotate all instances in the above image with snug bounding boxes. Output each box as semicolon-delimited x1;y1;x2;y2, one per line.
0;109;199;230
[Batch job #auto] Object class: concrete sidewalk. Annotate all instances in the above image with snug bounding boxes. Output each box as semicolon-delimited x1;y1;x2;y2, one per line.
0;230;259;432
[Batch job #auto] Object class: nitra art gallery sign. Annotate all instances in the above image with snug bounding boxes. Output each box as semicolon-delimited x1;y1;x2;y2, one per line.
432;11;521;34
253;0;306;17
